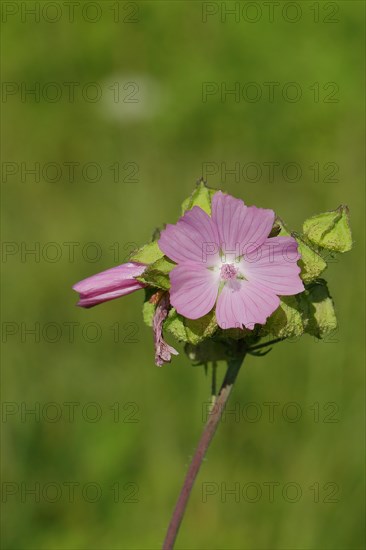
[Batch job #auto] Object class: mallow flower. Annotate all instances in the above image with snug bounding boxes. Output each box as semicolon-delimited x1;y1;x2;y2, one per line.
158;191;304;330
72;181;352;549
73;182;351;366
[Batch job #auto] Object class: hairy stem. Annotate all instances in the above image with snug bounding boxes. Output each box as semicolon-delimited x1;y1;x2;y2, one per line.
162;353;246;550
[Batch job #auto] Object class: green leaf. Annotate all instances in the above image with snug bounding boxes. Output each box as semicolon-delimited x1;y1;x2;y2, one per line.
185;311;218;344
165;308;218;345
303;280;337;339
181;180;216;215
262;295;305;339
303;205;352;253
142;288;160;327
147;256;175;279
143;300;155;327
164;309;187;341
129;240;164;264
137;256;175;290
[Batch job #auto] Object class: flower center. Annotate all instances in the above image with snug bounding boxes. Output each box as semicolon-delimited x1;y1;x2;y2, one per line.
220;263;238;280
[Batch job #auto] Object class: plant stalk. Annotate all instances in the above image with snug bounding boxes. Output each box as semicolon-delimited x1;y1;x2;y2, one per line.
162;353;246;549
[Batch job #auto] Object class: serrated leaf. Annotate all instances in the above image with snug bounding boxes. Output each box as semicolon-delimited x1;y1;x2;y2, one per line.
181;180;216;215
130;240;164;264
164;308;218;345
304;280;337;339
303;205;352;253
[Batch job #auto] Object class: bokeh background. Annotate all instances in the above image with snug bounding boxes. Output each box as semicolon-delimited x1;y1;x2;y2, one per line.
2;1;365;549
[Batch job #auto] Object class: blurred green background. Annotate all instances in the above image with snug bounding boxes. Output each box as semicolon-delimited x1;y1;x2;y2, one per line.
1;1;365;549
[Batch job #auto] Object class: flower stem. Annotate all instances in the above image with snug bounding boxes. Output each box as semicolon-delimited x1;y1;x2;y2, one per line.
162;352;246;550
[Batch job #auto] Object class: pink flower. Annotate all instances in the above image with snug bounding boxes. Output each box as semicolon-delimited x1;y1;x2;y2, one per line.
158;192;305;330
73;262;146;308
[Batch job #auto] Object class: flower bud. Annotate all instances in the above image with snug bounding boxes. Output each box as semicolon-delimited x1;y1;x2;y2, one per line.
304;280;337;339
303;205;352;253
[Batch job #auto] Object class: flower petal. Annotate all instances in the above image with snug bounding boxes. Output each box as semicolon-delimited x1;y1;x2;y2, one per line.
169;263;220;319
158;206;220;266
73;262;146;308
211;191;275;257
216;280;280;330
241;236;305;296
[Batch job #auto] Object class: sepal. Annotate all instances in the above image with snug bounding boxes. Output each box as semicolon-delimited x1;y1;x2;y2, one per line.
130;240;164;264
137;256;175;290
164;308;217;345
274;218;327;283
181;179;216;215
303;279;337;339
260;295;305;339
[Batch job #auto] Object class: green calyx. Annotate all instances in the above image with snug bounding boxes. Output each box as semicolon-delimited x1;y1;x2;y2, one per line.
137;256;175;290
165;308;218;345
181;179;216;215
274;218;327;284
303;280;338;338
130;240;164;265
302;205;352;253
258;279;337;342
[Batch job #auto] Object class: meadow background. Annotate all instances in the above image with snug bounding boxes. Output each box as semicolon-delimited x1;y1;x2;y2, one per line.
1;1;365;549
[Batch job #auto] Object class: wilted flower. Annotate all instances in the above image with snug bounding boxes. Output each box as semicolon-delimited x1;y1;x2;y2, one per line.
158;191;304;329
73;262;146;308
152;292;179;366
